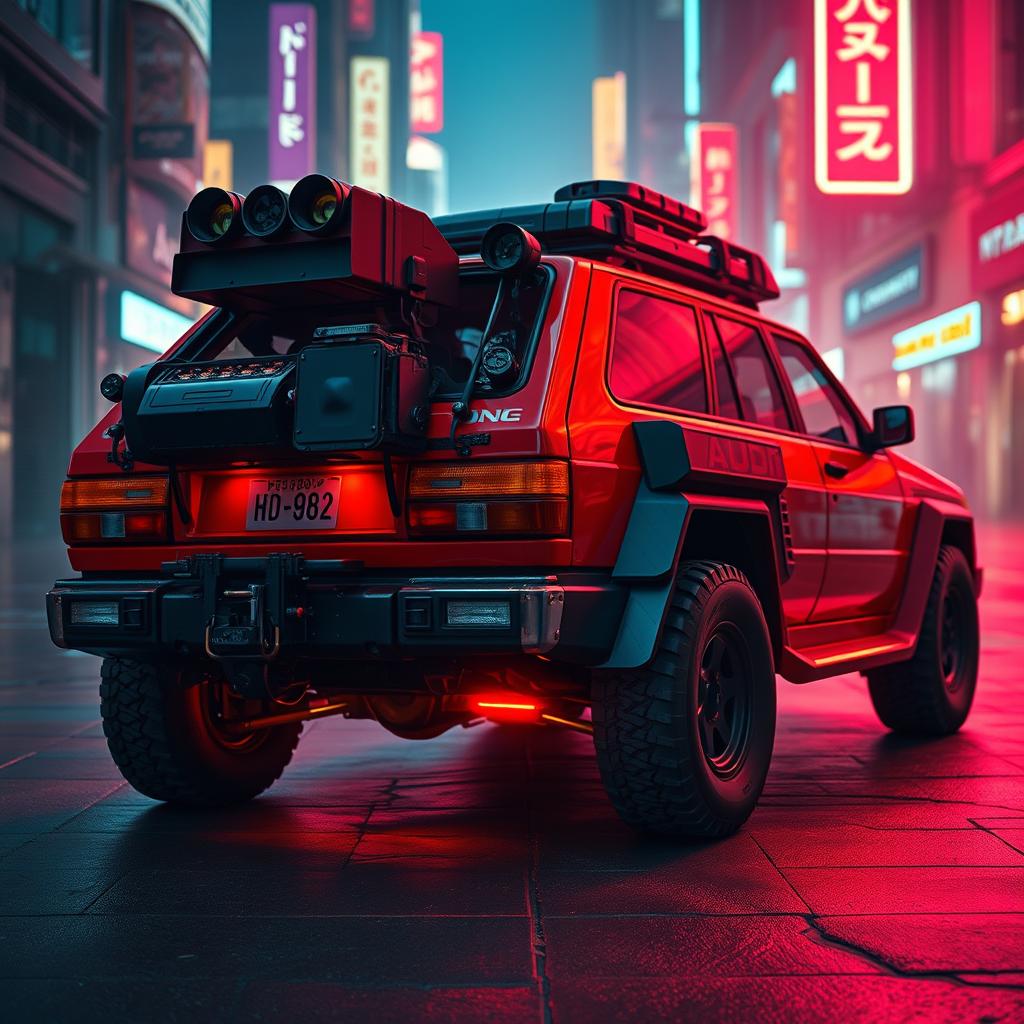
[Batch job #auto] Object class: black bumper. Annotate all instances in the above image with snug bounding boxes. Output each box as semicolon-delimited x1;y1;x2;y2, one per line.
46;555;625;666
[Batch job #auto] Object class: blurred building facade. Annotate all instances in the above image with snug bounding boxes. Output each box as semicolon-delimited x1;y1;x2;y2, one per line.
0;0;209;542
699;0;1024;520
597;0;689;202
0;0;422;542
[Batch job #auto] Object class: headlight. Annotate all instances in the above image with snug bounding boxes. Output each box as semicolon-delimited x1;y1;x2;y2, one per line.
185;187;244;244
287;174;351;234
242;184;290;239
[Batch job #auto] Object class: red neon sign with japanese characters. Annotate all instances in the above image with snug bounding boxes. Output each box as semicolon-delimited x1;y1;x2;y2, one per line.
693;123;738;241
410;31;444;134
814;0;912;195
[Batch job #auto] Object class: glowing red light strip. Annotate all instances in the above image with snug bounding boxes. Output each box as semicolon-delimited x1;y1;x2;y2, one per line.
476;701;537;711
813;641;905;667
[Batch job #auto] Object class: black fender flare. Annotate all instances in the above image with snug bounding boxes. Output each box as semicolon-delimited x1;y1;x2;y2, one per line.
600;421;790;670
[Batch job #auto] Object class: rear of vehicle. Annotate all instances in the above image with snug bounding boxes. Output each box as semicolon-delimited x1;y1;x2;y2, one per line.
47;175;979;840
48;176;627;806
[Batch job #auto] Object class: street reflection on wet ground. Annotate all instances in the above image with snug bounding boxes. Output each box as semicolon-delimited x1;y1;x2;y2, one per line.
0;530;1022;1022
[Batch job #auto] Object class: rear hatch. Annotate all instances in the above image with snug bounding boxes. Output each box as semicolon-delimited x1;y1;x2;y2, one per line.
163;258;580;568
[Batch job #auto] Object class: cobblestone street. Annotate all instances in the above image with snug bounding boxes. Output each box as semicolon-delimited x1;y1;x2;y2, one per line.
0;530;1022;1022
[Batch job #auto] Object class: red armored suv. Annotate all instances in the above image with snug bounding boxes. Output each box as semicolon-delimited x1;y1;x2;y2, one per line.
47;177;980;837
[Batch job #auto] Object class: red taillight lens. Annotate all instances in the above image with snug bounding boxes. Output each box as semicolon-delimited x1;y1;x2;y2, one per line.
60;476;170;544
406;461;569;538
407;499;568;536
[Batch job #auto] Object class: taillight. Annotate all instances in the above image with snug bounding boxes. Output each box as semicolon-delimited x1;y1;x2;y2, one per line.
406;461;569;538
60;476;170;544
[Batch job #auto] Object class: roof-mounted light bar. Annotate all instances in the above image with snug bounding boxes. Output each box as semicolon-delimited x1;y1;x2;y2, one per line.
434;179;780;308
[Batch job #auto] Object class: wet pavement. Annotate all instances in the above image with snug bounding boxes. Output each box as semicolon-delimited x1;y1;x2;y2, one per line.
0;532;1022;1022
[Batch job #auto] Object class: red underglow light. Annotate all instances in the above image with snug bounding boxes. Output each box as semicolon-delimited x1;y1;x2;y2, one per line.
475;701;537;711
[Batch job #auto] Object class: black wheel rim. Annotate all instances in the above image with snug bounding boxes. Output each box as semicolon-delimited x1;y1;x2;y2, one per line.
200;680;270;754
697;623;754;779
940;585;969;693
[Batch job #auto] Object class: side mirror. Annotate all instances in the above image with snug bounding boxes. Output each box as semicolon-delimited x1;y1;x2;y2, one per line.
868;405;914;450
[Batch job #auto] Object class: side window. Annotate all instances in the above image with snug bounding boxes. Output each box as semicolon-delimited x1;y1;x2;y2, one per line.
703;312;741;419
774;335;860;446
709;314;792;431
609;290;708;414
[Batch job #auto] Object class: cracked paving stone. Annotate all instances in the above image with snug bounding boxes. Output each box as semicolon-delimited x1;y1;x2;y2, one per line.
546;976;1024;1024
543;915;886;978
781;866;1024;915
814;914;1024;974
750;824;1024;867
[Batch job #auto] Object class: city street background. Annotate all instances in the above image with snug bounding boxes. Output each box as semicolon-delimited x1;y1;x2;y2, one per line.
2;1;1024;1021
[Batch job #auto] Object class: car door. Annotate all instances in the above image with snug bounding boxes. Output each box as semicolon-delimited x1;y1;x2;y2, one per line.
772;332;909;623
702;311;828;626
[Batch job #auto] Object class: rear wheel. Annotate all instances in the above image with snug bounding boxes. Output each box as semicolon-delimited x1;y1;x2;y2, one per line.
592;561;776;838
866;545;979;736
100;657;301;805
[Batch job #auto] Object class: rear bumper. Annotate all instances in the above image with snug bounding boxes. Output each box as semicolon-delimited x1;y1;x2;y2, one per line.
46;556;625;666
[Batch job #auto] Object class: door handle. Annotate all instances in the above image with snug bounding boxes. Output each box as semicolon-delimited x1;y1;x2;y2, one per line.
824;460;849;479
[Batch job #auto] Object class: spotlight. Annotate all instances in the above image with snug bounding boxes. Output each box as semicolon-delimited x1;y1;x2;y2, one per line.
185;187;243;244
241;184;290;239
99;373;125;403
480;222;542;276
287;174;351;234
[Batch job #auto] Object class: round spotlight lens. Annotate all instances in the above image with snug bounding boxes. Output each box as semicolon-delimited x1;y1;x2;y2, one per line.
185;187;244;245
312;192;337;226
210;203;234;237
480;222;543;276
241;184;290;239
288;174;351;234
99;372;126;403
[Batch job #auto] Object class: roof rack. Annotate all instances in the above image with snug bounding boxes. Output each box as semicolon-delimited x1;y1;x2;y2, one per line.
433;179;779;308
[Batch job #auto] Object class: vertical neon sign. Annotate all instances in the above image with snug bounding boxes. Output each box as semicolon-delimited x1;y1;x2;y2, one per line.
269;4;316;185
814;0;912;196
693;123;738;240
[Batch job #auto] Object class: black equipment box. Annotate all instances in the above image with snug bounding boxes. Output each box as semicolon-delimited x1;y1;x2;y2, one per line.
293;327;430;453
121;356;295;464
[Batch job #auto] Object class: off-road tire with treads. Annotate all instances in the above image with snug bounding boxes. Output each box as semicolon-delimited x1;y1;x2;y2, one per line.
592;561;776;838
866;545;979;736
100;657;302;805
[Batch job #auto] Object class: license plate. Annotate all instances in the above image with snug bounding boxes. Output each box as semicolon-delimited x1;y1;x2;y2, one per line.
245;476;341;531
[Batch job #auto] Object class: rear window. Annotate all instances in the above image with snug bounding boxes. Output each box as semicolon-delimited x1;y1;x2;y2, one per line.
180;266;553;399
609;290;707;414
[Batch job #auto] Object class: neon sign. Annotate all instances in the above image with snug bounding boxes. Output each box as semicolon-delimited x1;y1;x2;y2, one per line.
814;0;913;196
692;123;738;240
892;302;981;372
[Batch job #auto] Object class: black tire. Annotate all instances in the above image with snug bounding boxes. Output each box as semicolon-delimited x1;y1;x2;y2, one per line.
592;561;776;838
100;657;302;805
866;545;979;736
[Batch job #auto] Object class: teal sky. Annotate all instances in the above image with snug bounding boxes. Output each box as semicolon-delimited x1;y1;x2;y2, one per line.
420;0;601;213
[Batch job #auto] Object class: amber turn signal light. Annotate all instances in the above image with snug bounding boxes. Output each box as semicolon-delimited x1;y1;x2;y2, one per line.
407;461;569;500
61;477;170;511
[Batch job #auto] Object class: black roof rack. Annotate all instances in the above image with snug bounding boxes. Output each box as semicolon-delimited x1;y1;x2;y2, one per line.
433;179;779;308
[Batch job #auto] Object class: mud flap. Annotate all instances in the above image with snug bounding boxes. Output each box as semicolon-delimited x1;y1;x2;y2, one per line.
600;486;689;669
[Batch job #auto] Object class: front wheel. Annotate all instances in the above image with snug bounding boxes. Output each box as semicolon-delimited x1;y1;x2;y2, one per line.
100;658;301;805
866;545;979;736
592;561;776;838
